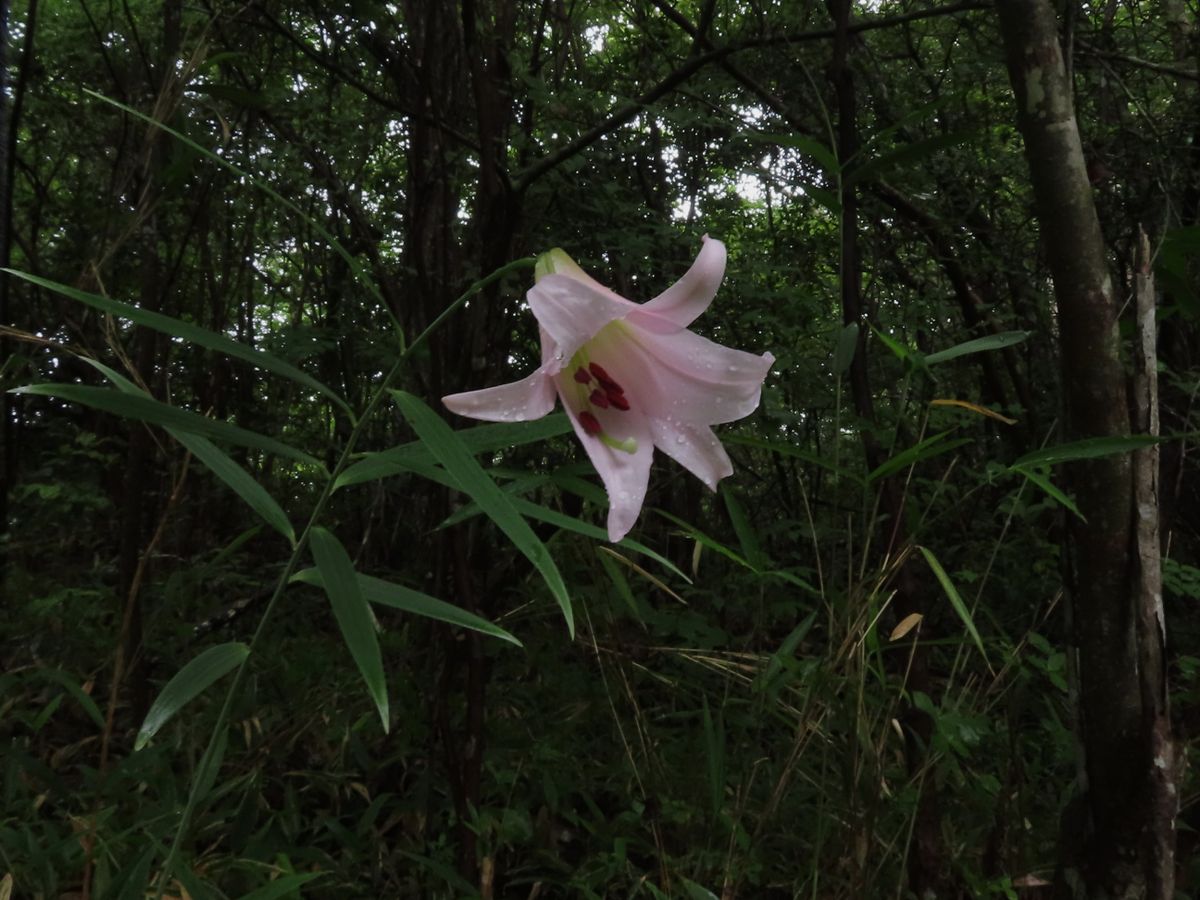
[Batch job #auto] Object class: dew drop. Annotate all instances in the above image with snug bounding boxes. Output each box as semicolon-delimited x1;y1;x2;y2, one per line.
675;434;686;445
727;365;739;373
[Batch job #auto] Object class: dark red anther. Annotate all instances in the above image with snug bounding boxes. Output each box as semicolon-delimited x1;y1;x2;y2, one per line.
578;411;603;435
588;362;624;394
607;391;630;411
589;389;611;409
573;367;592;384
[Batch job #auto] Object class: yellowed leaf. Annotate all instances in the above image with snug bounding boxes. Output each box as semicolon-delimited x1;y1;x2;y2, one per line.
889;612;924;641
1;872;13;900
930;398;1018;425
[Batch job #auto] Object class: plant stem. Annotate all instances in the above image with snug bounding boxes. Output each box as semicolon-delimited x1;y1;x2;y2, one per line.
152;257;534;897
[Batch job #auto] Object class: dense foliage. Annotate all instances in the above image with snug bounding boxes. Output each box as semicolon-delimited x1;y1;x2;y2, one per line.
2;1;1198;897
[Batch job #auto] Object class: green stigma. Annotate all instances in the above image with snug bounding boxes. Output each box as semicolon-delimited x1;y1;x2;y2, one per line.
600;434;638;454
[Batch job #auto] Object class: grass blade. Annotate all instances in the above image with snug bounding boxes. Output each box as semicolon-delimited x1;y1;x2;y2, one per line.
918;546;990;669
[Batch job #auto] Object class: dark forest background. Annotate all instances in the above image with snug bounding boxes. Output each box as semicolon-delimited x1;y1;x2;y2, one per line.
3;1;1200;898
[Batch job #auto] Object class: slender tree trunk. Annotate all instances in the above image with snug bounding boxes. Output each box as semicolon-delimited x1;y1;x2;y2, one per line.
996;4;1178;897
0;0;36;585
827;1;944;893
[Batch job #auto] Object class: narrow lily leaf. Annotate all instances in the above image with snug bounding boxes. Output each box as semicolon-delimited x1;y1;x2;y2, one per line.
336;414;572;489
1013;435;1164;468
83;358;295;544
12;384;322;468
866;431;971;483
392;390;574;637
135;643;249;750
291;568;522;646
930;398;1018;425
309;527;389;731
925;330;1030;366
833;322;859;374
237;873;324;900
918;546;990;668
174;433;296;543
4;269;351;416
1012;465;1086;521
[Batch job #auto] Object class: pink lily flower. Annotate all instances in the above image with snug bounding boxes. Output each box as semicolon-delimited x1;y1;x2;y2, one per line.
443;237;775;542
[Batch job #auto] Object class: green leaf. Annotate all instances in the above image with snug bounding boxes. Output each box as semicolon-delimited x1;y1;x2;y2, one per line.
36;668;105;729
3;269;350;416
866;431;971;483
845;129;981;187
136;643;249;750
751;133;839;175
871;326;913;363
82;360;295;544
1012;466;1086;521
832;322;859;374
237;873;324;900
1013;434;1165;468
722;485;769;570
175;433;296;544
918;546;990;668
291;568;522;646
925;330;1030;366
336;414;572;489
391;391;573;636
309;527;389;731
701;696;724;820
12;383;322;469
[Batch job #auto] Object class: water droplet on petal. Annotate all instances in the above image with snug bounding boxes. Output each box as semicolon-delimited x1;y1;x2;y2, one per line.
675;434;686;445
727;365;739;374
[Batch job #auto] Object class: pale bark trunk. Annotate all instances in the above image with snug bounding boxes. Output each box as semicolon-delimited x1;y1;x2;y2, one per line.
996;3;1177;897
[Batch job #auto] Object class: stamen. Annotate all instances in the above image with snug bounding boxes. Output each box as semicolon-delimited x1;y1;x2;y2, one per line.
588;362;624;394
607;392;630;411
578;411;603;435
573;367;592;384
589;389;611;409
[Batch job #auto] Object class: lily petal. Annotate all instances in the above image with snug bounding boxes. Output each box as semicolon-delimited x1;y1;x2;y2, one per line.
561;398;654;542
527;274;636;363
648;418;733;491
625;327;775;425
443;369;556;422
634;236;727;331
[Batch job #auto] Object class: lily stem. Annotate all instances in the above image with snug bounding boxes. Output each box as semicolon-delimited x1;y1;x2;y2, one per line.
152;257;535;898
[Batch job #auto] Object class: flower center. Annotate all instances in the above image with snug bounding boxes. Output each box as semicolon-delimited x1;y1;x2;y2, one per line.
568;354;637;454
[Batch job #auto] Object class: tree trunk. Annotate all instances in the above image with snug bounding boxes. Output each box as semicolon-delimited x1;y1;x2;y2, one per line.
996;3;1177;897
